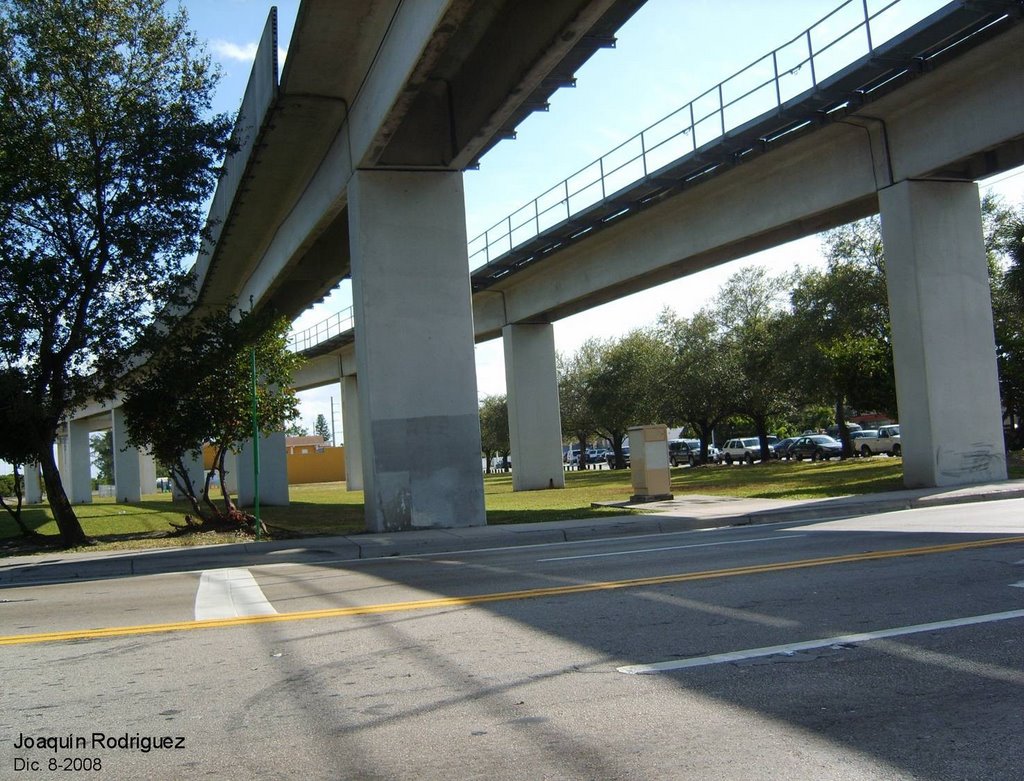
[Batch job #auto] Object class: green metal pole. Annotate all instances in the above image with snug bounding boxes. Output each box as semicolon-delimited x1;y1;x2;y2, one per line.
250;346;261;540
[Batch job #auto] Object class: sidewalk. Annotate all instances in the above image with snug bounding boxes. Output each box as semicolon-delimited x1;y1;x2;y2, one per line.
3;479;1024;586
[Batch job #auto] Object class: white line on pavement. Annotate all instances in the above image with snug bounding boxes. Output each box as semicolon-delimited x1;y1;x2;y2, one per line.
617;609;1024;674
538;534;807;562
194;568;278;620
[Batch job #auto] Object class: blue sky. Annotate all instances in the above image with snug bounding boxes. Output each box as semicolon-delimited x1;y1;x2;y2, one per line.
182;0;1024;439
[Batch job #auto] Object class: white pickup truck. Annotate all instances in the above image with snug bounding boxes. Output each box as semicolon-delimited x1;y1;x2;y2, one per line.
859;424;901;457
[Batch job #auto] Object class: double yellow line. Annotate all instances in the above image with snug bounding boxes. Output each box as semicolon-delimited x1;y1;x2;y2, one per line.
2;535;1022;647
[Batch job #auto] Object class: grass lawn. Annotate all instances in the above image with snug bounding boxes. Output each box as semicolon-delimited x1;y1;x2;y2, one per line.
3;454;1021;555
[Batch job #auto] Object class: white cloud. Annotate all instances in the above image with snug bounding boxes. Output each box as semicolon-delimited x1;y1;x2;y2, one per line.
211;40;258;63
210;40;288;68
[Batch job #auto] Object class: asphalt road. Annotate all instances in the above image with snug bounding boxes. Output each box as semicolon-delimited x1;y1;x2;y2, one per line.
2;501;1023;780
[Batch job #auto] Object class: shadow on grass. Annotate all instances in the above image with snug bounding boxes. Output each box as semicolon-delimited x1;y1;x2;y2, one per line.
486;506;630;525
670;458;907;499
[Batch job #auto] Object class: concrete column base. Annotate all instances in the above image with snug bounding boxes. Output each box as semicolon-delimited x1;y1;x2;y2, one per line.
139;452;157;495
349;170;485;531
879;179;1007;487
504;323;566;491
23;462;42;504
172;451;206;503
67;419;93;504
341;376;363;492
112;407;141;503
237;431;290;507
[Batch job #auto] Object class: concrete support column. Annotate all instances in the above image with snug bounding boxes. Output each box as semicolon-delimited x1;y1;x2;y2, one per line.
503;323;566;491
341;375;363;492
56;435;67;481
349;169;486;531
23;462;42;504
879;179;1007;487
139;452;157;495
221;451;238;496
67;419;93;504
112;407;141;503
237;431;290;507
172;451;206;502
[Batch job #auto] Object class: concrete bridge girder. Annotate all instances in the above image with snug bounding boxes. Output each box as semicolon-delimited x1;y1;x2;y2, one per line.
472;23;1024;336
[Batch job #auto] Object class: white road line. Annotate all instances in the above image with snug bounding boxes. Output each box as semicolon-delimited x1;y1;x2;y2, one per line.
617;609;1024;674
538;534;806;562
194;568;278;620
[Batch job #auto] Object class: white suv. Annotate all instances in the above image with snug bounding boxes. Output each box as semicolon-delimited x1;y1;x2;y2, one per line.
721;437;762;464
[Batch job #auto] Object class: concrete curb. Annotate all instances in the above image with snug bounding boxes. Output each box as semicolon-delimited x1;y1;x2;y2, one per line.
3;482;1024;586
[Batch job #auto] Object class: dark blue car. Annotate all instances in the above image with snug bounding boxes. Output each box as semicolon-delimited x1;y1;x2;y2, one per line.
788;434;843;461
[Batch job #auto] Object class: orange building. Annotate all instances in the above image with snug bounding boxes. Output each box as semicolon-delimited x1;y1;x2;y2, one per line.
203;437;346;486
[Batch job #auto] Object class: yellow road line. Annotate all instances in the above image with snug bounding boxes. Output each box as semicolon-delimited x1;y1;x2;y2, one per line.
2;535;1022;647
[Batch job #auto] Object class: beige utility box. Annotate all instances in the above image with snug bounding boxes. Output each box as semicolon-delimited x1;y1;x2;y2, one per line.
628;425;673;502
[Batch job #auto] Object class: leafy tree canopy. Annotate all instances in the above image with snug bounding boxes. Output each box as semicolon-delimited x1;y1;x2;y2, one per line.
479;394;509;471
0;0;231;546
121;306;303;534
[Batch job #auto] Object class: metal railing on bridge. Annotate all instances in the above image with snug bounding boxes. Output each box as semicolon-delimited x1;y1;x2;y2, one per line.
465;0;984;270
288;306;354;354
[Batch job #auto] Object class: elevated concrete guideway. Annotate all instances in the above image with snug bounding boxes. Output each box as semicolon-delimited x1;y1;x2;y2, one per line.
288;0;1024;351
64;0;650;531
292;0;1024;497
65;0;1024;530
192;0;646;321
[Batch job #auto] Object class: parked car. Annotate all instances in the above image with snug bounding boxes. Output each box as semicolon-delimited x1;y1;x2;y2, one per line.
859;424;901;457
720;437;762;464
682;439;720;464
773;437;798;459
668;439;697;467
606;447;631;468
788;434;843;461
850;429;878;441
490;455;512;471
850;429;878;455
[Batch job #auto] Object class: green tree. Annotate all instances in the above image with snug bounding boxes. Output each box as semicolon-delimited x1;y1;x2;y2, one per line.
656;309;734;465
314;414;331;443
90;431;114;485
121;307;303;534
479;394;509;473
790;217;894;456
0;368;41;538
558;342;600;470
588;330;670;469
713;266;795;462
0;0;231;546
285;422;309;437
987;197;1024;441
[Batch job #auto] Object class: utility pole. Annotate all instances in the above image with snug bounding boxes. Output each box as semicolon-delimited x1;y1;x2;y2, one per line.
329;397;336;446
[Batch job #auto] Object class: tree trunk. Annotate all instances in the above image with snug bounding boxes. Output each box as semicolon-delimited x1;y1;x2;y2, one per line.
835;396;853;458
753;415;771;463
37;440;91;547
577;435;588;471
215;447;237;517
694;419;714;465
0;464;32;537
169;458;207;521
611;433;626;469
